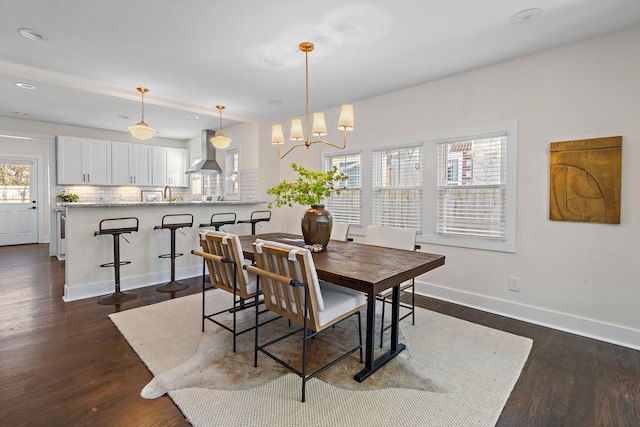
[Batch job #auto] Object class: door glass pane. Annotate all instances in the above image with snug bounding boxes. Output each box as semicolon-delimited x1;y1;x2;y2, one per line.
0;162;30;203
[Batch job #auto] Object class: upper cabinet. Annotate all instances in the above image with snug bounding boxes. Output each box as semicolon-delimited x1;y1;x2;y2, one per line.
57;137;112;185
112;142;153;186
152;146;189;187
57;136;188;187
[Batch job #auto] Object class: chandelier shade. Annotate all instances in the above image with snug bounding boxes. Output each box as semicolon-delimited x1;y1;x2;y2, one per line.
271;42;354;159
129;87;156;140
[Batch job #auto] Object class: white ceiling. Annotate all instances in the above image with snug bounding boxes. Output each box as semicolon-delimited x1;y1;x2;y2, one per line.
1;0;639;140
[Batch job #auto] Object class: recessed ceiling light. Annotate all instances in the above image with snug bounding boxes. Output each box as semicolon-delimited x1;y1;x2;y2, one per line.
16;82;36;90
17;28;48;41
268;100;283;105
186;115;199;120
117;115;130;120
509;8;542;25
14;111;29;116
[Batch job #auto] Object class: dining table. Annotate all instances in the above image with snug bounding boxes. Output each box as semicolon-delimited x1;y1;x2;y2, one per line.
238;232;445;382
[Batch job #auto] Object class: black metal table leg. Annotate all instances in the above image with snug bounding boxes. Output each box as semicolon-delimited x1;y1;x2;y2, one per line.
354;285;406;382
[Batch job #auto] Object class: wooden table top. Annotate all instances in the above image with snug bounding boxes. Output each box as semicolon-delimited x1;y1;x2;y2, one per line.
238;232;445;296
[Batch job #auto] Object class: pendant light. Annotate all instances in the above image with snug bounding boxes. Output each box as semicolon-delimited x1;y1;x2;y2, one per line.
209;105;232;149
128;87;156;140
271;42;354;159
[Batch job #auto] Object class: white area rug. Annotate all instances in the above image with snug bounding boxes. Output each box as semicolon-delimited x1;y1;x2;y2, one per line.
110;291;532;426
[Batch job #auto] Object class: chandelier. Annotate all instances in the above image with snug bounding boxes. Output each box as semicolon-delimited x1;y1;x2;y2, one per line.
271;42;354;159
210;105;232;149
128;87;156;140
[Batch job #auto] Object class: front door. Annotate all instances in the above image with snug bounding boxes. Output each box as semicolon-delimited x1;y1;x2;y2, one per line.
0;158;39;245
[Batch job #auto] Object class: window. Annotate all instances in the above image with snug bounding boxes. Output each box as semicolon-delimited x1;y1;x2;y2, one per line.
0;162;30;203
372;145;422;230
190;154;202;198
425;123;517;252
224;149;239;199
324;152;361;225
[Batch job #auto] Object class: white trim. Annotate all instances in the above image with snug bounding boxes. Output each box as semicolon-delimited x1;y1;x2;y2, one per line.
0;129;57;255
0;152;45;244
62;265;201;302
416;280;640;351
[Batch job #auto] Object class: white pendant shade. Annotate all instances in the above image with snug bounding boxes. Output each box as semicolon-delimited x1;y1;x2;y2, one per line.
337;104;354;131
129;87;156;140
210;133;232;149
290;119;304;141
211;105;232;149
271;124;285;144
128;121;156;140
312;112;327;136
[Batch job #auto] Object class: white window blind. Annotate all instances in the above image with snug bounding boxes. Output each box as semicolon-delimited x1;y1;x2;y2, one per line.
436;133;507;239
324;152;361;225
224;149;239;198
372;145;422;230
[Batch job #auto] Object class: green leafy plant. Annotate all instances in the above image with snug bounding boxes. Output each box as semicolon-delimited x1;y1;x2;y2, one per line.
57;191;79;203
267;163;348;208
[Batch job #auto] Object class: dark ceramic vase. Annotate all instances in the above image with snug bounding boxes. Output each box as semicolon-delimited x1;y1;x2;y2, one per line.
301;205;333;249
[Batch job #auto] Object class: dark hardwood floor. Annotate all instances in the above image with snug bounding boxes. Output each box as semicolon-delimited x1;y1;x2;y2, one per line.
1;244;638;426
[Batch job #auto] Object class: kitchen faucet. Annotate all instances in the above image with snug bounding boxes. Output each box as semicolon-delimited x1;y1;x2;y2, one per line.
164;185;172;201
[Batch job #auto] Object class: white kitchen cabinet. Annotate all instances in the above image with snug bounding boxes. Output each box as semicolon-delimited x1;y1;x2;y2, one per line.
111;142;152;186
57;136;112;185
152;146;189;187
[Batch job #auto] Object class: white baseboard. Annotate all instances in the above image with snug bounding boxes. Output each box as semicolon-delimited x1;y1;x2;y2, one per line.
416;281;640;351
62;265;202;302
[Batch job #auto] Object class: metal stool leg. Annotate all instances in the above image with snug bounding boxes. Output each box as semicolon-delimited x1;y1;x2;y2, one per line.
157;227;189;293
98;233;137;305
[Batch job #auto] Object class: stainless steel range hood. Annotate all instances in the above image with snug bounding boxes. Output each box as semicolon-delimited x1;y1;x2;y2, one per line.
185;129;222;174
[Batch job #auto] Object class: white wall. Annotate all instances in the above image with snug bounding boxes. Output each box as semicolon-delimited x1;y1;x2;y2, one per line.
270;26;640;348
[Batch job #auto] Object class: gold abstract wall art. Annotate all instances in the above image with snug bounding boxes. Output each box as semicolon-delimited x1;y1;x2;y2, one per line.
549;136;622;224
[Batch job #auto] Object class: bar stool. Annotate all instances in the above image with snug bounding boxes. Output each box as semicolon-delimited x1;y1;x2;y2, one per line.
198;212;236;231
237;210;271;235
154;213;193;293
94;217;139;305
199;213;237;284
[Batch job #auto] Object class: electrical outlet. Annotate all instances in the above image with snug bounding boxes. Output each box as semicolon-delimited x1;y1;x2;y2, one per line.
509;276;521;292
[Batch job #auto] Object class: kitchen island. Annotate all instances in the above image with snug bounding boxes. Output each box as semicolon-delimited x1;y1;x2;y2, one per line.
59;201;271;302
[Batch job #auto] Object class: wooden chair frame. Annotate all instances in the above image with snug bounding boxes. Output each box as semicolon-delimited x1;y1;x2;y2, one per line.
247;242;364;402
192;231;276;352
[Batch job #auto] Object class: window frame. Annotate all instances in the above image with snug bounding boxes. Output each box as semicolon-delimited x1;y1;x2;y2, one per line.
371;143;423;231
323;150;362;227
223;148;240;200
423;121;517;253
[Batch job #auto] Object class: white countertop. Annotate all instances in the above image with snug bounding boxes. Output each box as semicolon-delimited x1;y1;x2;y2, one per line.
57;201;264;208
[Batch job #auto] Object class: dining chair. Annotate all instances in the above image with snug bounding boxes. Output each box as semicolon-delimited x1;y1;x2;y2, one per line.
247;239;366;402
364;225;418;347
192;230;274;352
329;222;350;241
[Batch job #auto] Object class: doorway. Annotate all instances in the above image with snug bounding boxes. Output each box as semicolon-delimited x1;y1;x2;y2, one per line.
0;155;43;245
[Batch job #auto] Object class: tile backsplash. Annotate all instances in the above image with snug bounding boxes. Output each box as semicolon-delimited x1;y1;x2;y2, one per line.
55;185;190;203
55;168;259;203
